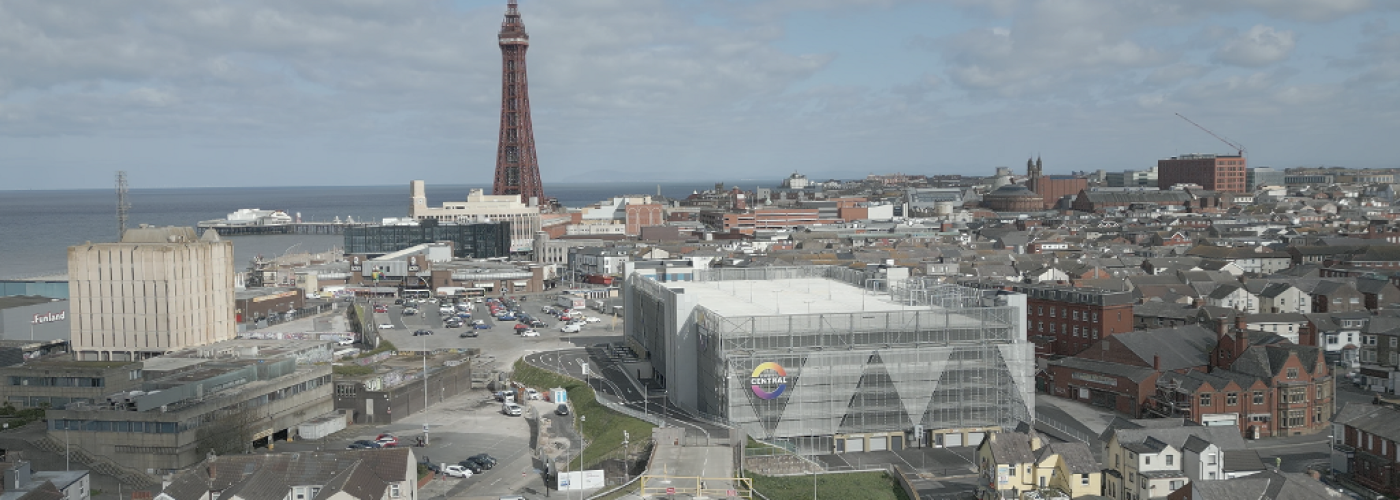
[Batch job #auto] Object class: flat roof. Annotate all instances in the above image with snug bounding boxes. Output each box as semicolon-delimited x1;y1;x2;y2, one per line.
681;278;924;317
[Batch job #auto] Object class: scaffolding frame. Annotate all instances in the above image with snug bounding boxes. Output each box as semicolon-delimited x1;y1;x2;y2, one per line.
653;267;1037;455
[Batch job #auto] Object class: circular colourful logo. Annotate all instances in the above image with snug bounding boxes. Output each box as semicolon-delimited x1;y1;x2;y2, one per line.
750;362;788;400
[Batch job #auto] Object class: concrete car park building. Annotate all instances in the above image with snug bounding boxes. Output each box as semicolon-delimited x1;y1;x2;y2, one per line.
44;340;335;473
624;266;1035;454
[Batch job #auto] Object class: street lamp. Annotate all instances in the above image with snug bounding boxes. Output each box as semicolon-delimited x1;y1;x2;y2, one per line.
422;334;430;446
576;414;586;500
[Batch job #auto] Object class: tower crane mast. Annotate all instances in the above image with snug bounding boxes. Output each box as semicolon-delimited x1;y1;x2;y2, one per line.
1175;113;1246;157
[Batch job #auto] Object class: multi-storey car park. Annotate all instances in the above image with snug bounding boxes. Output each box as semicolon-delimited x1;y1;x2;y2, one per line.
624;266;1035;454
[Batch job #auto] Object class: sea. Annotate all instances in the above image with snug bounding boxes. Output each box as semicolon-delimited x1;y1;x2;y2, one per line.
0;182;733;280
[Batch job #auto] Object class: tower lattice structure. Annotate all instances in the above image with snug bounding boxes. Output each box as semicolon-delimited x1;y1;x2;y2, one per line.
492;0;545;206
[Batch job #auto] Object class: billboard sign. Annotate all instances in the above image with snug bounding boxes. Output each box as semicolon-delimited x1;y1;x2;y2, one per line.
749;362;788;400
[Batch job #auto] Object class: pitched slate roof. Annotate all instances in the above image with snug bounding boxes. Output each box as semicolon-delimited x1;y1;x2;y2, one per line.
1111;425;1247;455
1184;470;1343;500
1111;325;1216;370
14;481;64;500
1229;343;1324;380
1333;403;1400;443
1040;441;1100;475
164;449;412;500
1222;449;1266;474
1049;356;1158;383
984;432;1036;465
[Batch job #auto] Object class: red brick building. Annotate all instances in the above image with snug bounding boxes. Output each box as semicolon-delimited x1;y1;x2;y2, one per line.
1027;175;1089;210
1334;404;1400;497
957;280;1135;356
624;203;663;236
1157;154;1247;193
1020;284;1135;356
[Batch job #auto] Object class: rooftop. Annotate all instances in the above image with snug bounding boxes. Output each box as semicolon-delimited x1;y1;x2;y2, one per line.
0;296;61;310
681;277;929;317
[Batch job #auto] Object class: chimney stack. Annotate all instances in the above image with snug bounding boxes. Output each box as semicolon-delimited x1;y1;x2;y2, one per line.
1153;355;1161;371
1235;314;1247;332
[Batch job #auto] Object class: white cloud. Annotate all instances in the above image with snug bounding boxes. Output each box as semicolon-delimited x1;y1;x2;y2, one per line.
1214;25;1297;67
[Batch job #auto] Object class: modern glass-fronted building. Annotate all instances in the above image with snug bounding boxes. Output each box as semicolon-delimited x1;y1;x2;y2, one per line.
343;222;511;259
625;266;1035;454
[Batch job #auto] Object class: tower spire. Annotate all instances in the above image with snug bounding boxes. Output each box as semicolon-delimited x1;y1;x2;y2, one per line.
493;0;545;206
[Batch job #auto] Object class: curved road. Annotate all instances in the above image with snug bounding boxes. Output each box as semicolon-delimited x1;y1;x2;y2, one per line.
524;348;729;437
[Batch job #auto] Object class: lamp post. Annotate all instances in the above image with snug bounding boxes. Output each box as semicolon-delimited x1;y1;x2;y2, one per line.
576;414;586;500
422;334;430;446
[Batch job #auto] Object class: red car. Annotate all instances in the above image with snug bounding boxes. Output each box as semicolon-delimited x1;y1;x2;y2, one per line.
514;324;528;331
376;434;399;448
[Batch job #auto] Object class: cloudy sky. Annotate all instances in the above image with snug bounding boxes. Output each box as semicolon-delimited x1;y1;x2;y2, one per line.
2;0;1397;190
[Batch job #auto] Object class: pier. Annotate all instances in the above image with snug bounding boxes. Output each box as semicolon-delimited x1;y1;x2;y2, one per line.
196;222;370;235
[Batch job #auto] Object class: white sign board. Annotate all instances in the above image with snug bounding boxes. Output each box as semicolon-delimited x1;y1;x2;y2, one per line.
557;470;605;491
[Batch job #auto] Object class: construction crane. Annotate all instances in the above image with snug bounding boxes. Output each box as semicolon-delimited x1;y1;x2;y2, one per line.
1176;113;1246;157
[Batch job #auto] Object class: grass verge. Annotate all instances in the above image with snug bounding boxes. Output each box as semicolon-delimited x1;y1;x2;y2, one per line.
748;471;909;500
512;359;654;471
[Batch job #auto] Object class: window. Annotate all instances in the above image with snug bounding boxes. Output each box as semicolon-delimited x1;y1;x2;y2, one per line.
1287;387;1306;404
1199;393;1211;406
1092;328;1099;339
1392;337;1398;348
1074;326;1081;337
1206;453;1217;465
1169;480;1183;490
390;485;401;498
1286;368;1299;379
1327;335;1339;345
1050;324;1056;334
1166;454;1174;466
1051;308;1056;318
1287;410;1305;427
1227;392;1238;405
1093;312;1099;322
1038;321;1044;332
1073;311;1080;320
1351;297;1361;304
1081;474;1090;486
1145;456;1152;465
1038;306;1043;316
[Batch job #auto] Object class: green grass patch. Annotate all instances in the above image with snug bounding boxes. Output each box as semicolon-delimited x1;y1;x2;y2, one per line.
358;339;397;358
749;472;909;500
332;364;376;377
512;359;654;471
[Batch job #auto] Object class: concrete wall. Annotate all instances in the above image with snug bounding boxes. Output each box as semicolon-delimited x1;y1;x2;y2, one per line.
47;367;332;472
334;359;473;425
67;239;236;361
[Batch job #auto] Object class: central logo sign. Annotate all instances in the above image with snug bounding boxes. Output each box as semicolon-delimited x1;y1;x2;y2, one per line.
749;362;788;400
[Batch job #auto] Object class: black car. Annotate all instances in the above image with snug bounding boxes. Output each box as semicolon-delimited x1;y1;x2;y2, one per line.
394;299;404;305
456;460;484;474
413;329;434;336
555;404;569;416
467;453;497;469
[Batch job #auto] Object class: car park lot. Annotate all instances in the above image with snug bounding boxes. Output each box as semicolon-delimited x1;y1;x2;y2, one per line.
370;298;618;370
275;388;542;498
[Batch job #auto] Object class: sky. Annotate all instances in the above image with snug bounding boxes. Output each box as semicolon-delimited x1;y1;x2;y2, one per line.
1;0;1397;190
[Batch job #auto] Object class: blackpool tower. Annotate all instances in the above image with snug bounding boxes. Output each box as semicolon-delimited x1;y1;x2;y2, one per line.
492;0;545;206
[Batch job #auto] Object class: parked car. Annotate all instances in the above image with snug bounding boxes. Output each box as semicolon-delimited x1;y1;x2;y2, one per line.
394;299;404;305
402;308;418;316
442;465;473;478
502;403;523;416
560;324;581;333
513;324;529;331
555;404;569;416
474;323;491;329
346;440;380;449
378;323;395;330
376;435;399;447
460;330;478;338
524;388;540;400
585;316;601;323
466;453;497;469
456;461;483;474
520;329;540;337
412;329;434;336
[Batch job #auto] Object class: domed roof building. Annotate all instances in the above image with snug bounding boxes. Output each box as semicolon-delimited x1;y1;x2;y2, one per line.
983;184;1043;212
